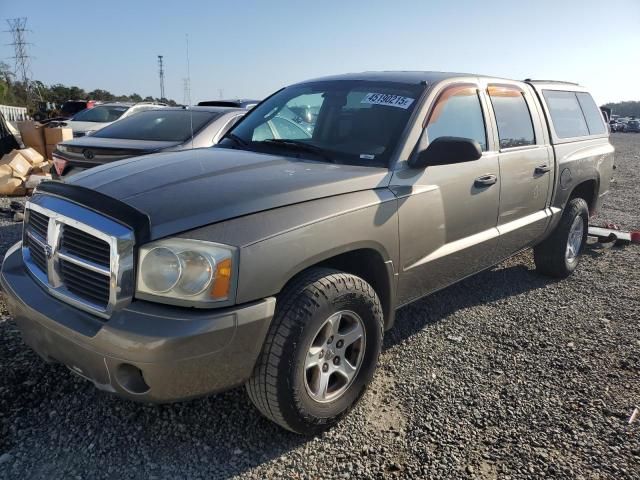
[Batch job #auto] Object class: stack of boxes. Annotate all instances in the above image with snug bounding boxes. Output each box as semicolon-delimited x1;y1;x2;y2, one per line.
0;120;72;196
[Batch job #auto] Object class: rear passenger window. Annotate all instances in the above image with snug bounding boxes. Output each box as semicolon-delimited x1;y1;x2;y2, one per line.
576;92;607;135
488;86;535;149
542;90;589;138
426;85;487;151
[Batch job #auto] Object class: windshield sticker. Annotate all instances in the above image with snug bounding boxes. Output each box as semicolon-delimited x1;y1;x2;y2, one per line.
360;154;375;160
361;93;415;109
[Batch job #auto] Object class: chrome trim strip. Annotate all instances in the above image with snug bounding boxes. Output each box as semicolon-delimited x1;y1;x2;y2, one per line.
22;195;135;319
25;229;46;248
58;251;111;276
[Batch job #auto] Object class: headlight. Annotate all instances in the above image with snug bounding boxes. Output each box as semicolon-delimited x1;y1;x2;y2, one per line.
56;144;68;154
136;238;236;307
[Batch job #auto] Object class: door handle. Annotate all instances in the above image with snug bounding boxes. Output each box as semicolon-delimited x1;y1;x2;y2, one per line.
535;164;551;174
474;174;497;188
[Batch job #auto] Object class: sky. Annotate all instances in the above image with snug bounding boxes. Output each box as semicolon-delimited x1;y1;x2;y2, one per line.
1;0;639;105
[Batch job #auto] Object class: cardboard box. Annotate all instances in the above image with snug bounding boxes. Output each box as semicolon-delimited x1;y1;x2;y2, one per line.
0;150;25;167
0;177;25;196
0;164;13;177
44;127;73;146
46;144;56;161
19;147;45;165
40;161;53;175
25;174;52;190
8;151;32;180
18;121;46;157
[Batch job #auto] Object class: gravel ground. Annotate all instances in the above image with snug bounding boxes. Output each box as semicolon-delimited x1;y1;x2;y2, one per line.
0;134;638;479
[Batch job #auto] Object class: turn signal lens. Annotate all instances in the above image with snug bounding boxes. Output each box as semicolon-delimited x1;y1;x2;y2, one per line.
211;258;232;300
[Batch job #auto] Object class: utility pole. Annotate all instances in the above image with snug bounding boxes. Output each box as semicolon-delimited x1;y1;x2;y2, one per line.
6;17;39;106
158;55;165;100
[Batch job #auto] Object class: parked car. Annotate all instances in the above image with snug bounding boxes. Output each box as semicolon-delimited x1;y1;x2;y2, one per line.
625;119;640;132
35;99;99;123
609;119;626;132
51;106;245;179
63;102;167;137
2;72;614;434
197;99;260;109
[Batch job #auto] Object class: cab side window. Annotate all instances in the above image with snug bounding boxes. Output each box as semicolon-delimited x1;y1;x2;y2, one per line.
426;85;487;151
488;86;536;149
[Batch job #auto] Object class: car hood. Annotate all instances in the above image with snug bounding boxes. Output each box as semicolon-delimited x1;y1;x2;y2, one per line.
68;148;392;239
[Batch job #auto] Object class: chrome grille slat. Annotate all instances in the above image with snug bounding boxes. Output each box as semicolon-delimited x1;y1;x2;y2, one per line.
25;236;47;272
21;197;135;319
27;210;49;239
61;225;111;266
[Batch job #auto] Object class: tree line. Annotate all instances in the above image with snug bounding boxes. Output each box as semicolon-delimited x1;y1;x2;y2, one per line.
601;101;640;118
0;62;178;110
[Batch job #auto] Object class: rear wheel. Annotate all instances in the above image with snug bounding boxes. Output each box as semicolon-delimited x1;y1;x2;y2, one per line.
534;198;589;278
246;268;383;434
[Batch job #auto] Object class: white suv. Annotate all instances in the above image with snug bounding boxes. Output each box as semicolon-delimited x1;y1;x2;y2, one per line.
64;102;167;137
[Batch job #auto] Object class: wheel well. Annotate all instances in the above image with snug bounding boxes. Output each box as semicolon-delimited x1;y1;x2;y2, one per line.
569;179;597;214
289;249;394;330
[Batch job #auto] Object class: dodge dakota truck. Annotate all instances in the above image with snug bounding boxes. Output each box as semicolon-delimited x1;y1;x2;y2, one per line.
1;72;614;434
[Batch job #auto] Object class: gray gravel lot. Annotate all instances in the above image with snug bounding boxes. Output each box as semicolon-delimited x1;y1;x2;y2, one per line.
0;134;639;479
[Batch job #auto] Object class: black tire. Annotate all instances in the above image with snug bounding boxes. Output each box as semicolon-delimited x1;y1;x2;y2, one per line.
246;268;383;434
534;197;589;278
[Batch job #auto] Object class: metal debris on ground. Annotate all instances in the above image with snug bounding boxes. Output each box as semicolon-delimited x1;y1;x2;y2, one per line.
629;407;639;425
588;223;640;246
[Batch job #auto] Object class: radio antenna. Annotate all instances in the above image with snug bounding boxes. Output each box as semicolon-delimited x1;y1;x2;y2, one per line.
185;33;194;148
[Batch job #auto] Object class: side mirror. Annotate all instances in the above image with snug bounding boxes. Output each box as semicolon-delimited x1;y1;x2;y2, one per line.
409;136;482;168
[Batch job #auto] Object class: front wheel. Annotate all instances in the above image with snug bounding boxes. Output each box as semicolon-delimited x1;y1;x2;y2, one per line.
534;198;589;278
246;268;383;434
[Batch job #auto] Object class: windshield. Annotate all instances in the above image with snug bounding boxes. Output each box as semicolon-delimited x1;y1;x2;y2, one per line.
220;80;424;166
72;105;129;123
91;110;219;142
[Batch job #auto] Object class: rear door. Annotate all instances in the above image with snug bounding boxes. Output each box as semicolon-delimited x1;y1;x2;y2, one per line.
393;82;501;305
486;83;553;259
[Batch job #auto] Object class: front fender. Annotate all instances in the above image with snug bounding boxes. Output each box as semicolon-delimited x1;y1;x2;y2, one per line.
234;190;399;305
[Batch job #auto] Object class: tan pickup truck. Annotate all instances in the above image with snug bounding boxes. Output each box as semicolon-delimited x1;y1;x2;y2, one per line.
2;72;614;434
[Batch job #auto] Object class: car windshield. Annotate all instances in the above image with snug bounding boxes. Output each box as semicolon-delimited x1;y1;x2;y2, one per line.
220;80;425;166
91;110;219;142
72;105;129;123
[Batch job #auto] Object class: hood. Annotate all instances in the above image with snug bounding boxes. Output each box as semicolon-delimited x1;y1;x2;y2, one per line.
69;148;391;239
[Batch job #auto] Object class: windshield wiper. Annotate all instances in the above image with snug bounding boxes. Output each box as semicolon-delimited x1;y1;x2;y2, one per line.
225;133;249;147
260;139;335;163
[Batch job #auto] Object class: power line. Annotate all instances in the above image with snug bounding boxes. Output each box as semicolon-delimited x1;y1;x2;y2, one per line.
158;55;165;100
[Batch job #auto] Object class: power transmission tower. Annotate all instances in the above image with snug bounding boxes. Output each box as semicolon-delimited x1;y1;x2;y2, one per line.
158;55;165;100
6;17;40;105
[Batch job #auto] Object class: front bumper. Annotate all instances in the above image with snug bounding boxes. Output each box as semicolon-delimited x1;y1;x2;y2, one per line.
1;245;275;402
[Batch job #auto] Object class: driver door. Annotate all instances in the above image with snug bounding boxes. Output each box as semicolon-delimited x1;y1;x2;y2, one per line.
392;83;501;305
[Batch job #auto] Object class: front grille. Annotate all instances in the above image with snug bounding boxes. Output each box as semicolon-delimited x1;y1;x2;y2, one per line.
61;225;110;266
28;210;49;239
21;198;134;318
60;260;110;307
25;234;47;272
